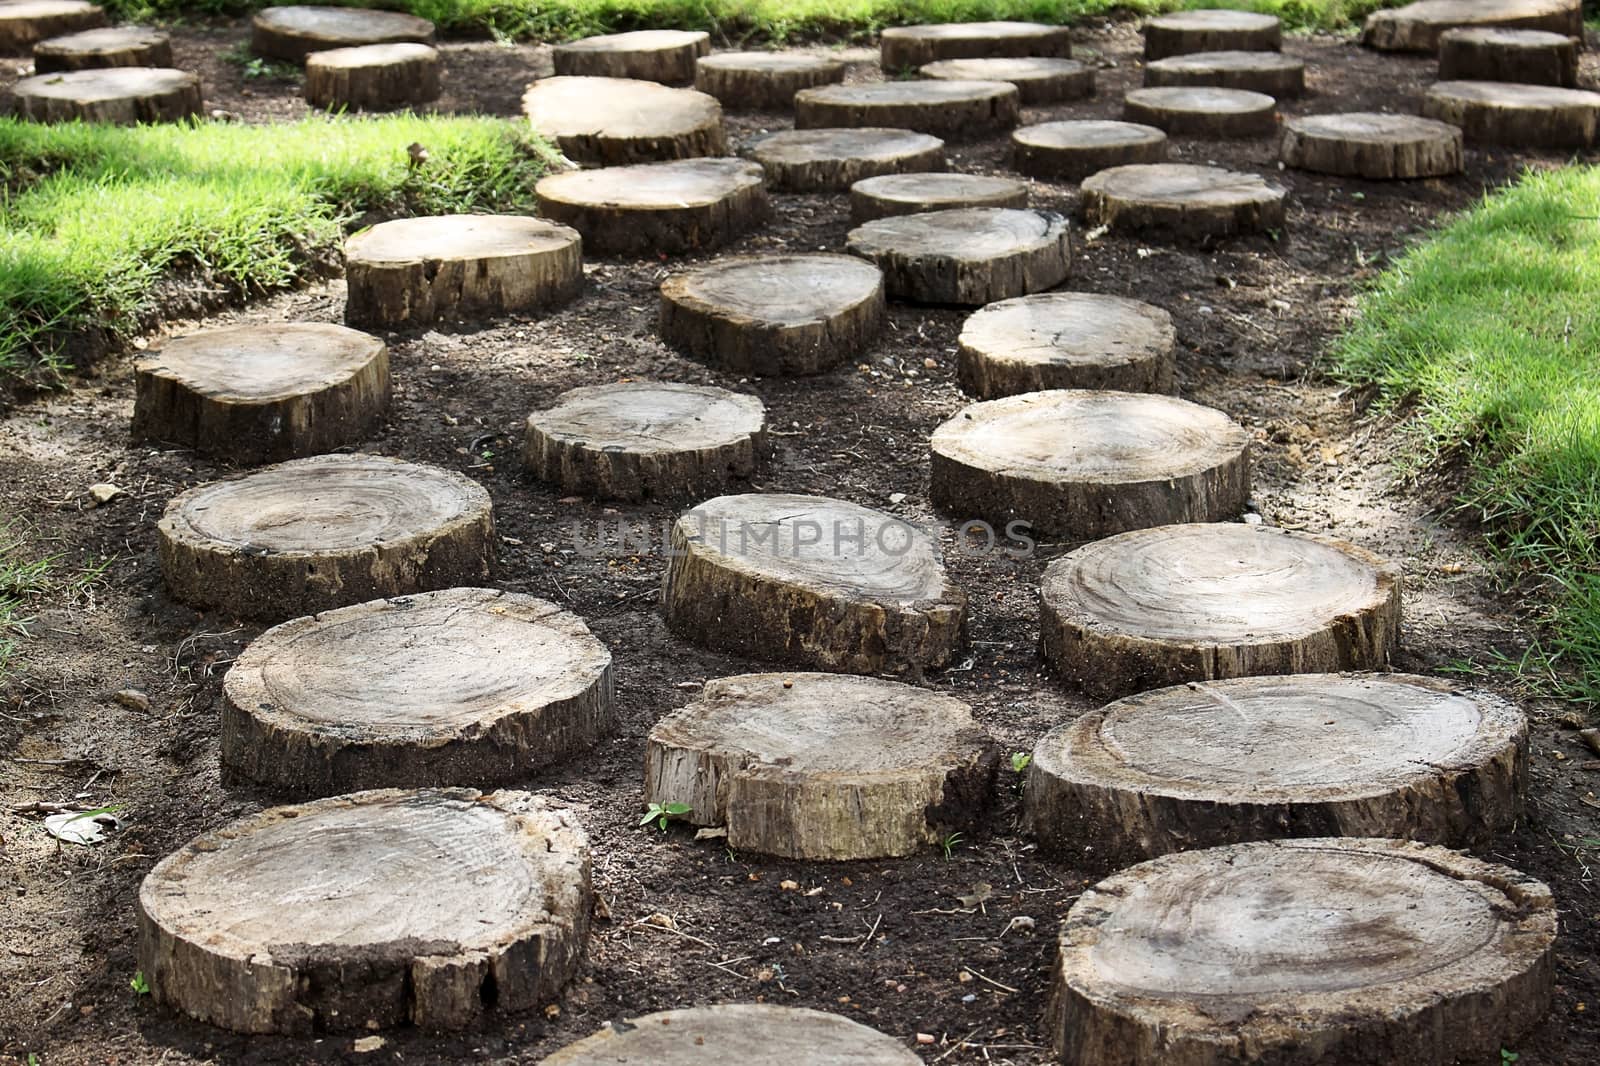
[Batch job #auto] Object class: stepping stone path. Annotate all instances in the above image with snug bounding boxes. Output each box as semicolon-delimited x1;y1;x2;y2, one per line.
0;0;102;54
846;207;1071;306
1423;80;1600;146
1012;120;1167;181
795;80;1020;141
523;381;767;502
522;77;725;166
921;56;1094;104
1282;112;1464;179
251;5;434;63
1081;163;1286;241
551;29;709;84
662;492;966;673
535;159;768;256
693;51;844;110
1024;673;1527;862
1439;26;1579;85
221;589;615;796
304;42;439;110
31;25;169;71
541;1005;924;1065
158;453;494;622
880;20;1072;70
11;66;200;123
137;789;591;1033
958;292;1176;398
1123;86;1277;139
343;214;581;328
1047;839;1556;1065
931;390;1250;539
1143;10;1281;60
1363;0;1582;53
1040;522;1401;699
742;128;944;193
658;253;885;376
1143;49;1305;97
849;172;1028;222
644;673;996;859
132;322;388;464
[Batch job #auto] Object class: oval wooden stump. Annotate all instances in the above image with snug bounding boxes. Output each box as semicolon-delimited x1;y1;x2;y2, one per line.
1439;27;1578;86
1363;0;1582;53
921;57;1094;105
1081;164;1286;241
661;492;967;674
552;29;709;84
849;173;1028;223
1422;79;1600;146
1143;10;1282;60
880;20;1072;72
251;5;434;63
221;589;615;796
658;253;885;376
11;66;200;124
0;0;103;55
1047;839;1556;1066
1143;50;1305;97
535;158;768;256
958;292;1176;398
522;76;726;166
1281;112;1463;179
524;381;767;502
1123;86;1277;139
343;214;581;328
846;207;1071;306
1024;673;1528;863
137;788;591;1033
158;453;495;623
743;128;944;193
1012;120;1168;181
645;673;996;860
305;42;439;111
1040;522;1401;700
694;51;845;110
795;80;1020;141
32;25;169;71
540;1005;924;1065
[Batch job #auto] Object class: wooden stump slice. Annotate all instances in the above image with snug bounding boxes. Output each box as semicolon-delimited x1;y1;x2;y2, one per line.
1143;50;1305;97
1024;673;1528;862
158;453;495;623
661;493;966;674
795;80;1020;141
221;589;615;797
251;5;433;63
743;128;944;193
880;21;1072;72
1040;523;1401;700
305;42;439;111
1422;79;1600;146
0;0;102;55
11;66;200;124
137;789;591;1033
1047;839;1556;1065
644;673;996;859
32;25;169;71
693;51;845;111
658;253;885;376
849;172;1028;223
1281;112;1463;179
1439;27;1578;86
958;293;1176;398
540;1005;924;1065
1143;10;1281;61
523;381;767;502
522;77;726;166
1012;120;1168;181
343;214;581;328
535;159;768;256
846;207;1071;306
1123;86;1277;139
1363;0;1582;53
921;57;1094;105
552;29;709;84
1081;164;1286;241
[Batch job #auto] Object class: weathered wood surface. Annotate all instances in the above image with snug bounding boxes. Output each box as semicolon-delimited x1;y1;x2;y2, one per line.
251;5;434;63
551;29;709;83
535;158;768;256
1281;112;1463;178
846;207;1071;306
795;80;1020;140
304;41;440;110
958;292;1176;398
742;127;945;193
1012;120;1167;181
0;0;104;55
1438;26;1579;86
849;172;1028;223
694;51;845;110
1080;163;1286;240
1144;49;1305;97
540;1005;925;1064
522;76;726;166
920;56;1094;104
1123;86;1278;139
1143;10;1281;60
1363;0;1582;53
12;66;200;124
880;20;1072;71
32;25;169;71
1422;79;1600;146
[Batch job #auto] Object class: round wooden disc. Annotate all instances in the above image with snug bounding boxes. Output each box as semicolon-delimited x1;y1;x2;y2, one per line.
1281;112;1464;179
958;292;1176;398
521;76;726;166
221;588;615;796
305;42;440;111
0;0;103;56
1080;163;1286;240
1024;673;1528;862
1012;120;1168;181
794;80;1020;141
658;253;885;376
694;51;845;111
742;128;945;193
1048;839;1556;1065
1363;0;1582;53
523;381;767;501
662;492;967;674
534;158;769;256
32;25;169;72
343;214;581;328
1439;27;1579;86
645;673;996;860
158;453;495;623
1123;86;1277;138
846;207;1071;306
137;788;591;1033
1422;79;1600;147
1144;50;1305;97
849;172;1028;223
551;29;709;84
880;20;1072;71
1040;523;1402;700
921;57;1094;105
250;5;434;63
11;66;200;124
1143;10;1282;61
540;1005;924;1065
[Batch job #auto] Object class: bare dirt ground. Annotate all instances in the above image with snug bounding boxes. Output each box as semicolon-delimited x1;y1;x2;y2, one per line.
3;16;1599;1066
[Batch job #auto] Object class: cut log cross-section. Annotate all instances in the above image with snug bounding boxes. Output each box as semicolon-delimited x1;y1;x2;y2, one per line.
921;57;1094;104
1438;27;1579;85
1363;0;1582;53
250;5;435;63
305;42;440;111
880;20;1072;71
1281;112;1464;179
849;173;1028;223
644;673;997;859
138;789;591;1033
795;80;1020;140
540;1005;925;1065
31;25;170;71
1123;86;1278;139
11;66;201;124
1143;10;1282;60
958;292;1177;398
1012;120;1168;181
846;207;1071;306
694;51;844;110
1081;163;1286;240
1423;80;1600;146
551;29;709;84
0;0;104;55
535;159;768;256
522;77;726;166
742;128;945;193
1144;50;1305;97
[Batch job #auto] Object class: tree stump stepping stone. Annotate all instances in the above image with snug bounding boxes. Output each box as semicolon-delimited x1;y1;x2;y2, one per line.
1046;838;1556;1066
958;292;1176;398
1439;27;1579;86
1080;164;1286;241
661;493;966;674
522;77;726;166
1040;523;1401;700
1363;0;1582;53
534;159;768;256
343;214;581;328
742;128;944;193
644;673;996;860
221;589;615;797
794;80;1020;141
523;381;767;502
1012;120;1168;181
846;207;1071;306
32;25;169;71
305;42;439;111
552;29;709;84
540;1005;924;1065
11;66;200;124
694;51;845;110
880;20;1072;72
1422;80;1600;146
849;173;1028;223
158;453;494;623
132;322;388;464
1281;112;1464;179
0;0;102;55
1143;10;1282;61
1143;50;1305;97
921;57;1094;105
250;5;433;63
658;253;885;376
137;788;590;1033
1123;86;1277;139
1024;673;1528;862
